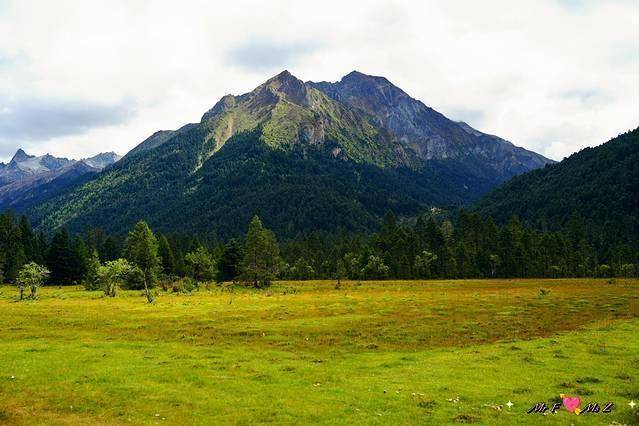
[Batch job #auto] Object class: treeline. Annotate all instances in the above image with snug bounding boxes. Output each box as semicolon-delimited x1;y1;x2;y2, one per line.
280;211;638;280
0;209;637;288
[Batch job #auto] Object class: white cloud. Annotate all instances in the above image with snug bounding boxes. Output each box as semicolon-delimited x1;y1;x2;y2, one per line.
0;0;637;161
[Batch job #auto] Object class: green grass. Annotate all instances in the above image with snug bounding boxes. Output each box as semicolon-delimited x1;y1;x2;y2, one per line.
0;279;638;425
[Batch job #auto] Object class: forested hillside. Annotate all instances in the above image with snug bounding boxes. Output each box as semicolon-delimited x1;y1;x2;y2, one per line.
475;128;639;249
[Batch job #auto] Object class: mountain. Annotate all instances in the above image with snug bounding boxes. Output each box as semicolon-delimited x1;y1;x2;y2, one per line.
28;71;552;237
474;127;639;244
0;150;121;213
0;149;75;186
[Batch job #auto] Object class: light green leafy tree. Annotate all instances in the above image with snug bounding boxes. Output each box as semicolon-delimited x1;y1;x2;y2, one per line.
185;246;217;282
98;258;134;297
488;254;501;277
16;262;50;300
84;249;101;290
414;250;438;279
335;259;347;285
361;255;390;279
343;252;361;280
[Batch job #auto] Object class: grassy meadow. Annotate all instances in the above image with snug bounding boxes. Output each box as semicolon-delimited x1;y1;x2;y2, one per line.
0;279;638;425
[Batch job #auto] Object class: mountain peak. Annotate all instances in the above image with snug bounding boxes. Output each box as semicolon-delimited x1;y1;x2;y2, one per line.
341;70;389;84
201;70;310;122
10;149;33;164
82;152;122;170
260;69;309;105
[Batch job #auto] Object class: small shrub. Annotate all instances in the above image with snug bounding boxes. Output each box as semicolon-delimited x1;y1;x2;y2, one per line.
539;288;551;297
573;386;593;395
453;413;479;423
172;277;198;293
417;399;437;411
576;376;602;384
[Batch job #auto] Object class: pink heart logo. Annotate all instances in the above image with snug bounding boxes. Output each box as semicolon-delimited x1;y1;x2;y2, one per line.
562;395;581;413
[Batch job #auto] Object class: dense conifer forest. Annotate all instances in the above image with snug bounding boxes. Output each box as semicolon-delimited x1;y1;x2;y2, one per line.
0;207;636;289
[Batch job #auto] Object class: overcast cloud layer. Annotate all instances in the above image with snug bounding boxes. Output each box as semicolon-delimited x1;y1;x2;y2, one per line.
0;0;637;161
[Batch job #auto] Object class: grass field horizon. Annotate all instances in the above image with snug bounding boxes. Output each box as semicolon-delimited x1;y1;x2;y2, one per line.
1;278;638;425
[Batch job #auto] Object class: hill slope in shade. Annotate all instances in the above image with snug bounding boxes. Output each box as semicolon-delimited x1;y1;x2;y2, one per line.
474;127;639;244
28;71;553;237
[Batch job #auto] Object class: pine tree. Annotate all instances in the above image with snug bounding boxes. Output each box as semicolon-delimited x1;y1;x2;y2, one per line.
157;234;175;275
123;221;160;303
47;228;75;284
102;236;120;261
70;236;89;283
0;212;25;282
217;238;244;283
240;216;282;287
19;215;36;262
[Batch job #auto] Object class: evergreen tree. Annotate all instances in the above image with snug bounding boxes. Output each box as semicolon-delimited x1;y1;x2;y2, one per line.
102;235;120;261
0;212;25;282
70;236;89;283
123;221;160;303
217;238;244;282
240;216;282;287
19;215;36;262
157;234;175;275
47;228;75;284
35;231;48;265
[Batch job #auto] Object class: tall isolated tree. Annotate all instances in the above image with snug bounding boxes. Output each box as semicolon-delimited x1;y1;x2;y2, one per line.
16;262;50;300
123;221;160;303
240;216;282;287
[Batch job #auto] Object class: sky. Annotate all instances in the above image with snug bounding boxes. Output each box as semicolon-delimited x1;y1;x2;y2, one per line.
0;0;638;162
